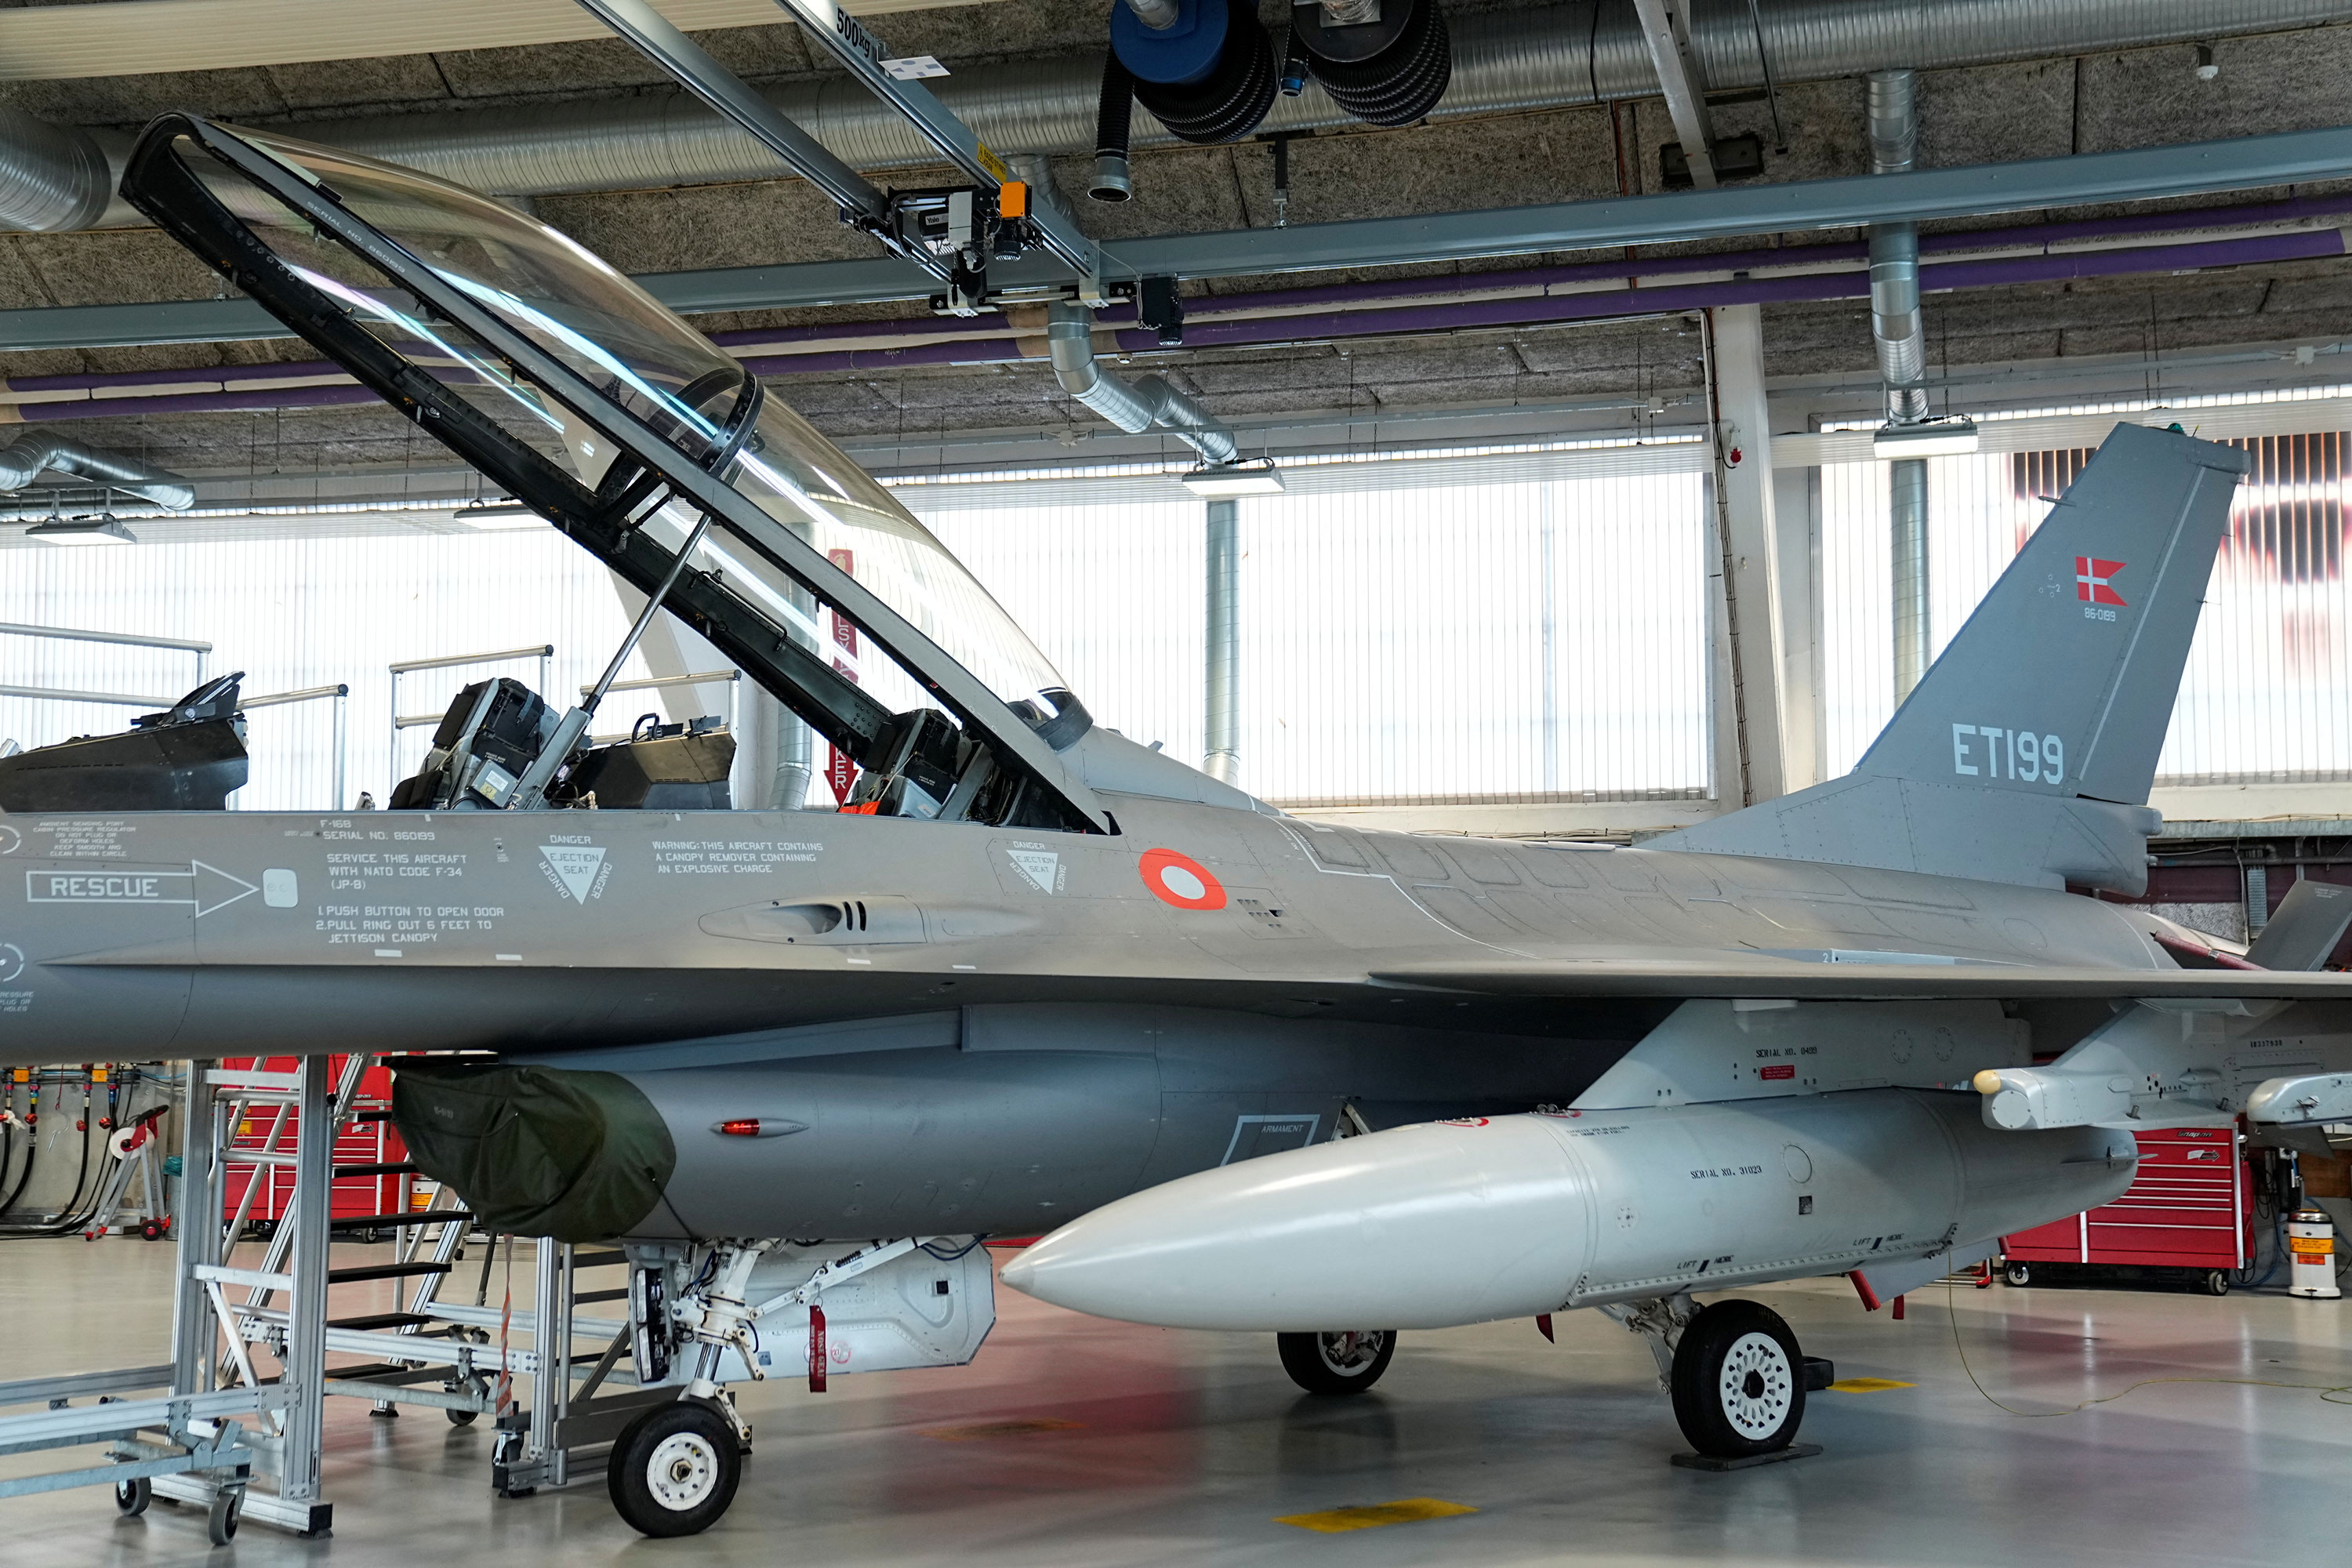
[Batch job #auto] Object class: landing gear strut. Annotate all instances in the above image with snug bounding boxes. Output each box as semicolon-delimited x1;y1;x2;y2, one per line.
1277;1330;1396;1395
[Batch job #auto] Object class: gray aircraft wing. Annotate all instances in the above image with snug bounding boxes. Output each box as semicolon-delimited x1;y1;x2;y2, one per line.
1370;959;2352;1001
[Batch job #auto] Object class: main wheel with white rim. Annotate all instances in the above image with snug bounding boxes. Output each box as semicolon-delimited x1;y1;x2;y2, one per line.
1277;1330;1397;1396
1668;1299;1806;1458
608;1401;741;1538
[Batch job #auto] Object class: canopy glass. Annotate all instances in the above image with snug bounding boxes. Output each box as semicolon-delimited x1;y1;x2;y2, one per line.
192;125;1070;716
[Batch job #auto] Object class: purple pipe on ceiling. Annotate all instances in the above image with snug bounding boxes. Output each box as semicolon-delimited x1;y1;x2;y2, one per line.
9;189;2348;398
11;226;2347;422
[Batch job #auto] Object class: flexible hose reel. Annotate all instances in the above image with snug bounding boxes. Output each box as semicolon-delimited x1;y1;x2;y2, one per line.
1290;0;1452;128
1094;0;1448;202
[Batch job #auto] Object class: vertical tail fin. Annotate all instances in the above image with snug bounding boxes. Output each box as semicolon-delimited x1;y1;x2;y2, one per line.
1654;423;2248;895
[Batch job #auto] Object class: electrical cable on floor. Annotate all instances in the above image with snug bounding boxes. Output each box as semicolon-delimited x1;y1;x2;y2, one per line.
1941;1271;2352;1413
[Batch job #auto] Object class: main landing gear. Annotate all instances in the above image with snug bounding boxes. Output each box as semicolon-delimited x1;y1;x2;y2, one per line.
1277;1330;1397;1395
1604;1295;1827;1460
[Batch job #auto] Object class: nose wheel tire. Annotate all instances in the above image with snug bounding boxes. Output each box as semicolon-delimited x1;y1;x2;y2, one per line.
1277;1330;1397;1396
1669;1300;1806;1458
608;1401;741;1538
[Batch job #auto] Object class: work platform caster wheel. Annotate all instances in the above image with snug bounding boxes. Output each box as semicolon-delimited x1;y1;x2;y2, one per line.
140;1221;163;1242
205;1488;242;1546
2005;1262;2031;1287
447;1406;477;1427
114;1477;151;1516
608;1401;740;1538
1277;1330;1396;1396
1670;1299;1805;1459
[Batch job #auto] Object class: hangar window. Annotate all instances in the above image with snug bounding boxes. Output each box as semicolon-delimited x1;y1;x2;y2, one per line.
1822;419;2352;786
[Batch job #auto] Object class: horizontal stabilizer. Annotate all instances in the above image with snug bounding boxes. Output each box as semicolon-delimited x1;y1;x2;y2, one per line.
1654;423;2248;895
2245;880;2352;972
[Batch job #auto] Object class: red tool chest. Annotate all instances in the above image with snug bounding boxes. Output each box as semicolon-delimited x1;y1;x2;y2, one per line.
221;1056;411;1232
2004;1123;2252;1277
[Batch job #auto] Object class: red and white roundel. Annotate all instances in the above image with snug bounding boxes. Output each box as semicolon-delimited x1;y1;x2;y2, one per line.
1139;847;1226;910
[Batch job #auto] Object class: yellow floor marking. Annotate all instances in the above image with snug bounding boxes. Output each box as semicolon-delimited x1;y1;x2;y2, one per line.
920;1417;1084;1441
1276;1498;1479;1534
1828;1377;1917;1393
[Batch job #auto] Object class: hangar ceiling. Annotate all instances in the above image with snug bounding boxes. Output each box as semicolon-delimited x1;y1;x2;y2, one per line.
4;0;2352;485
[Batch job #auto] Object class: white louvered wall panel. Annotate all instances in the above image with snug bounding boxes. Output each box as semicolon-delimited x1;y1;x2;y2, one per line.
911;469;1711;806
1820;433;2352;785
0;531;649;811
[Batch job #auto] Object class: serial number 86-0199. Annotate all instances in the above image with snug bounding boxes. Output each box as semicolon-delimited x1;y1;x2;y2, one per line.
1952;723;2063;785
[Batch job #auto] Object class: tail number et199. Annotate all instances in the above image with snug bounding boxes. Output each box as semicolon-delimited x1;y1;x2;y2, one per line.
1952;724;2063;785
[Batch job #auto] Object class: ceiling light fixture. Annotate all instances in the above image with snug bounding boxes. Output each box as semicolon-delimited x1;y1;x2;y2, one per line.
1871;418;1980;459
452;499;543;528
1178;459;1286;497
27;514;136;546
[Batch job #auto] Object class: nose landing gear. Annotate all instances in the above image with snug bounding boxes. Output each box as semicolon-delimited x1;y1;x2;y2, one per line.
607;1401;742;1538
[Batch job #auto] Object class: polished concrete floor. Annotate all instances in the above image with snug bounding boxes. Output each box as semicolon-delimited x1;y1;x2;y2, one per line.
5;1238;2350;1566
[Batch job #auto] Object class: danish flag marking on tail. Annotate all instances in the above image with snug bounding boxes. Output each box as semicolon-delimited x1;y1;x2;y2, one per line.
2075;556;2127;606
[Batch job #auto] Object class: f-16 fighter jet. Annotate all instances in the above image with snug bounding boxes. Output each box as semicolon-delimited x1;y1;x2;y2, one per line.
7;114;2352;1535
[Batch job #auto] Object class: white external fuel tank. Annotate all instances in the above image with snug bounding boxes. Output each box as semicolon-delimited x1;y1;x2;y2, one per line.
1003;1090;2137;1331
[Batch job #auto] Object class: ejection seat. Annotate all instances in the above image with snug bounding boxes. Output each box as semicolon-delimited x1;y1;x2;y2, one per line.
0;673;249;811
390;676;735;811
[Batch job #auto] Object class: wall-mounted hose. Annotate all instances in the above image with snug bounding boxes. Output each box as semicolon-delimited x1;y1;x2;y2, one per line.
1290;0;1452;127
1094;54;1136;200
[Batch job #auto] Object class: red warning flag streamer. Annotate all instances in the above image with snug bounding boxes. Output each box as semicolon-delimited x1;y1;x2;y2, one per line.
808;1304;828;1393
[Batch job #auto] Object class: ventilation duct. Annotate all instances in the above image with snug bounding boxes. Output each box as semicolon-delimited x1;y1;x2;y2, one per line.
0;434;194;511
1866;69;1929;425
1867;68;1932;702
1045;301;1240;464
20;0;2352;230
0;104;114;233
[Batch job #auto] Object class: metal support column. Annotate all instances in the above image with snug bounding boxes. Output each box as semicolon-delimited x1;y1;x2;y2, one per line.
276;1054;332;1511
1889;456;1931;701
1203;499;1240;786
1700;304;1788;806
169;1062;227;1402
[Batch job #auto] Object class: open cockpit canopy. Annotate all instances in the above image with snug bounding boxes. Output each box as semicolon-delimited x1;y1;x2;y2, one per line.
122;114;1109;832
